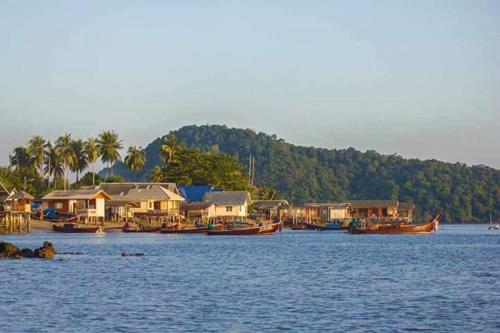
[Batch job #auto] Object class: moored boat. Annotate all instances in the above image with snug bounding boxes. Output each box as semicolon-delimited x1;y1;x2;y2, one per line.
207;226;261;236
259;222;281;234
160;226;211;234
487;213;499;230
290;223;307;230
304;222;322;230
304;221;346;231
53;223;102;233
123;226;161;233
31;209;78;223
349;215;440;235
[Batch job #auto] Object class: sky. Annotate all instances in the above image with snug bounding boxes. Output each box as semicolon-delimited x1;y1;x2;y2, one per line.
1;0;499;168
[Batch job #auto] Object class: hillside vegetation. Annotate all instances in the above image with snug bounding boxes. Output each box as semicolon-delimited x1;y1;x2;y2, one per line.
109;125;500;222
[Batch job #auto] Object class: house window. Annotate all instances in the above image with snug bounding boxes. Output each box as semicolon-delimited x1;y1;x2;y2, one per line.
89;199;96;209
226;206;233;212
55;202;63;209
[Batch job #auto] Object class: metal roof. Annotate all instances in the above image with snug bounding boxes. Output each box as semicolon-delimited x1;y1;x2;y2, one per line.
42;189;111;200
304;202;350;208
7;189;35;201
186;201;215;210
349;200;399;209
203;191;251;206
253;200;290;210
179;185;221;202
99;183;184;201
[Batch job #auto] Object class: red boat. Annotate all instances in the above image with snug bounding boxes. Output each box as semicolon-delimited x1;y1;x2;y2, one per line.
259;222;281;234
349;215;440;235
160;226;211;234
123;226;161;233
207;226;261;236
53;223;102;233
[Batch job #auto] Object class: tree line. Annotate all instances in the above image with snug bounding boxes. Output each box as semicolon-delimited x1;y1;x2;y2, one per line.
1;130;278;199
110;125;499;222
3;131;147;195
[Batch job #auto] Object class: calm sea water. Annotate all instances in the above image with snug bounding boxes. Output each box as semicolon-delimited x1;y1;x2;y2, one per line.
1;225;499;333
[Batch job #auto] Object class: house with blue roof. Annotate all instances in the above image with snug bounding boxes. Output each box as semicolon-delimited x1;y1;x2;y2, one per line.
178;185;221;203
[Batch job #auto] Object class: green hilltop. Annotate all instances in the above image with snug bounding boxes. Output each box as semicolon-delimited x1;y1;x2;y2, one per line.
107;124;499;223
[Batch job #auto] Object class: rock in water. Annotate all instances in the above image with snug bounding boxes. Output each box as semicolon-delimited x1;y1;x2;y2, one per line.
20;248;35;258
34;241;56;259
0;242;21;258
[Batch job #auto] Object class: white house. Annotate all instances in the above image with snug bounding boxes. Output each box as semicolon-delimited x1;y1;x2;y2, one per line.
98;183;185;222
41;189;111;223
202;191;251;220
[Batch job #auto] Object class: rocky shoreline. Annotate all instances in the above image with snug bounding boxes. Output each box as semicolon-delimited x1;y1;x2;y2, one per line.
0;241;56;259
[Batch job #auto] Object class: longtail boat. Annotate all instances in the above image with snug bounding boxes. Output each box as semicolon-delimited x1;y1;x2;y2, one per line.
53;223;102;233
259;222;281;234
349;215;440;235
123;226;161;233
290;223;307;230
207;226;261;236
160;226;211;234
304;221;346;231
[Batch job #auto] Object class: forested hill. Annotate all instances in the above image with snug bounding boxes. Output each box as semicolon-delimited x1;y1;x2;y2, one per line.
109;125;499;222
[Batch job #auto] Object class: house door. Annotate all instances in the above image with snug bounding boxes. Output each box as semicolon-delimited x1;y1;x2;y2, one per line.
154;201;161;210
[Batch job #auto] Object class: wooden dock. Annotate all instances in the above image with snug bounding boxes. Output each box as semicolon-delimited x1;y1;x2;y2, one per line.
0;211;31;233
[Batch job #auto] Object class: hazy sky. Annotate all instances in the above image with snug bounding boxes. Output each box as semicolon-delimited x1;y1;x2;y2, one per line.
1;0;499;168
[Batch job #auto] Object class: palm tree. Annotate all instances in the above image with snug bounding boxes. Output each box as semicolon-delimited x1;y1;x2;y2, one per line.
259;187;279;200
85;137;100;185
55;133;75;190
44;141;53;188
10;147;32;171
44;145;64;189
124;146;146;173
70;139;88;183
160;134;178;165
97;130;122;177
27;135;46;178
149;165;164;182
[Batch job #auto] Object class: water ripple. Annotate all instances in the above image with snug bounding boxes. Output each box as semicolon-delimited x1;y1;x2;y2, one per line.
1;225;499;332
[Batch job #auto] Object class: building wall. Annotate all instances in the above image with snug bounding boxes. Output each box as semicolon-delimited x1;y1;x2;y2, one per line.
42;199;106;218
213;203;247;217
160;200;180;211
95;198;105;218
329;208;348;219
43;200;70;212
128;200;182;215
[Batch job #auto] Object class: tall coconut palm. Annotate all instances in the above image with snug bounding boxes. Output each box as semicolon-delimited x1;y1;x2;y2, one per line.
85;137;100;185
44;145;64;189
55;133;75;190
27;135;46;178
160;134;178;165
97;130;122;177
44;141;53;188
149;165;164;182
259;187;279;200
10;147;32;171
70;139;88;183
124;146;146;173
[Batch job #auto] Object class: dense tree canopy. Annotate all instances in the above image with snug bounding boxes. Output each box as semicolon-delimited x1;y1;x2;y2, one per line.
152;144;248;191
109;125;499;222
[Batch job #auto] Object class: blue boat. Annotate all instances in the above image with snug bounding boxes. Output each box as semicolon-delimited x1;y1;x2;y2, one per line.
304;220;347;231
